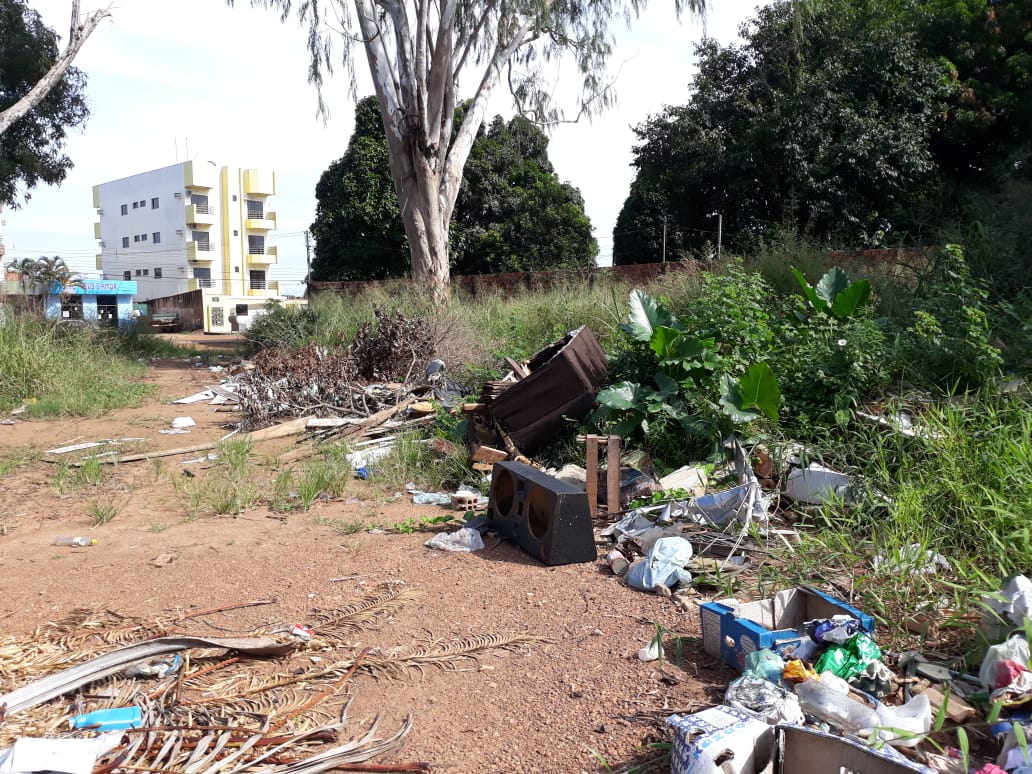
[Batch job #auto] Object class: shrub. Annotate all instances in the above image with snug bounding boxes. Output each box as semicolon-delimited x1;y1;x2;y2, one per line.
243;301;319;351
894;245;1002;388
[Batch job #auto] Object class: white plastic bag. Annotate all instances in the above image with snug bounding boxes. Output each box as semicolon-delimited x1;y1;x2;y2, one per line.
424;527;485;552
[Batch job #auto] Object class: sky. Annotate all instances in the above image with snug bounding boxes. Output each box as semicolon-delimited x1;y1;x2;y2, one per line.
4;0;763;295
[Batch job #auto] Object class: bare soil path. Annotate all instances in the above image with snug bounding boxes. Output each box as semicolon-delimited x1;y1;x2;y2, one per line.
0;360;731;773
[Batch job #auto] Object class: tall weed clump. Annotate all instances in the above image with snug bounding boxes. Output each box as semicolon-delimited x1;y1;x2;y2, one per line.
891;245;1002;388
0;316;150;416
784;389;1032;622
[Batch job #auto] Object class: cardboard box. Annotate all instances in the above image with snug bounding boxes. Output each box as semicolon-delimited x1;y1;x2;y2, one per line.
669;709;934;774
775;725;932;773
700;586;874;670
667;706;775;774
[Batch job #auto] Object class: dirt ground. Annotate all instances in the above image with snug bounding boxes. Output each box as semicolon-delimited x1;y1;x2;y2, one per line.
0;359;735;773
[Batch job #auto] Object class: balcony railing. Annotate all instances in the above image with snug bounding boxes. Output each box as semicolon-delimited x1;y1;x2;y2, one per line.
193;203;212;214
249;278;267;290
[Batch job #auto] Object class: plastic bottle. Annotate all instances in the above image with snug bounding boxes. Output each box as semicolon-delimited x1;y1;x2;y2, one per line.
795;677;879;735
53;536;97;546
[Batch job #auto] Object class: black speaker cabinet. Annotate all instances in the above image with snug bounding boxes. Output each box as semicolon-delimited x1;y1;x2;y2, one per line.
488;461;597;565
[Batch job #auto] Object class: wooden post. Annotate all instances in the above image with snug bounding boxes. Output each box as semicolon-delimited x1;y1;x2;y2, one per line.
584;434;599;518
606;435;621;516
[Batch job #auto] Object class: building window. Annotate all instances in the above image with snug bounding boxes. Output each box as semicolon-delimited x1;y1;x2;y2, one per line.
133;235;140;242
139;200;146;207
151;197;159;209
135;269;141;276
141;233;148;241
154;267;162;278
142;268;149;276
235;304;249;316
249;269;266;290
120;204;128;215
193;267;212;288
246;200;264;219
153;231;161;244
122;237;130;248
132;201;138;209
247;235;265;255
233;230;238;236
123;271;131;281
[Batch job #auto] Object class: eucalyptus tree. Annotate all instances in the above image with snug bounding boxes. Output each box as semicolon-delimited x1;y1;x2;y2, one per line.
1;1;110;206
231;0;706;300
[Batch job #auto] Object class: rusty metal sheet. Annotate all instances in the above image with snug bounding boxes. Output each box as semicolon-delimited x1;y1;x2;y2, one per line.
490;326;608;455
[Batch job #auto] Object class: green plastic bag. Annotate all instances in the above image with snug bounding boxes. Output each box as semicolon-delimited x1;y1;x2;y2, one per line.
814;633;881;680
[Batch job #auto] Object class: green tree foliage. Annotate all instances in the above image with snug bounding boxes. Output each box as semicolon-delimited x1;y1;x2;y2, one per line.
310;100;597;280
451;115;597;275
614;0;952;263
0;0;90;206
310;98;408;281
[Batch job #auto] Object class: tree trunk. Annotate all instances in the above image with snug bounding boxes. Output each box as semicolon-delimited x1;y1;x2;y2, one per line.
0;2;112;137
396;154;452;304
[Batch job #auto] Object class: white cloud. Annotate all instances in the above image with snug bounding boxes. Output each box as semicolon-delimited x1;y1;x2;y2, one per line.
5;0;763;288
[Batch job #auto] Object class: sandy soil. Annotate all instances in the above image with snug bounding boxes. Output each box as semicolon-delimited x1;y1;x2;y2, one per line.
0;360;734;773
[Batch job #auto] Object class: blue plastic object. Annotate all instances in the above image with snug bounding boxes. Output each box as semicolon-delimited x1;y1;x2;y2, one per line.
70;706;143;730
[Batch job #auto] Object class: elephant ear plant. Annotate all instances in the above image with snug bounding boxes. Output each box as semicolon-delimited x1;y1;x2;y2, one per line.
590;289;780;462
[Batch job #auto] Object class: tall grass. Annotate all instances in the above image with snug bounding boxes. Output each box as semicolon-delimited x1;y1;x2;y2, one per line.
0;315;151;416
766;389;1032;640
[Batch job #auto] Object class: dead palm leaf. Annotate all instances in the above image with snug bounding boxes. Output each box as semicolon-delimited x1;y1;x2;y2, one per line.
304;588;423;642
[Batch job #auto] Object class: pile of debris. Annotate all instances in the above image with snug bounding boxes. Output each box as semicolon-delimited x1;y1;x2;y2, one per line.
0;589;544;773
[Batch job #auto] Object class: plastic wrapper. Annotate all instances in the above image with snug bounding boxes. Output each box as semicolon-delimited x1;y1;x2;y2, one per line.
980;633;1031;691
725;675;805;724
814;633;881;680
424;527;485;552
783;659;816;683
743;649;787;687
625;536;694;591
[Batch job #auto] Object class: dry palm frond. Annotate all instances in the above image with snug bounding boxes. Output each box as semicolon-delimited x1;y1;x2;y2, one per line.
361;632;550;680
41;608;174;650
305;588;423;642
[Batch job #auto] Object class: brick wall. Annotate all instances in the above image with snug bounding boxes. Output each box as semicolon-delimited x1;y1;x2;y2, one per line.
307;247;938;300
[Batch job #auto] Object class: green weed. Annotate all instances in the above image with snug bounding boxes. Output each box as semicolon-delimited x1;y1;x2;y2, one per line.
74;455;107;487
87;499;121;525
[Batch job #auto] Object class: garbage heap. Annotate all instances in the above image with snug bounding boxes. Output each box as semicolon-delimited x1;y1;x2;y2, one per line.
666;575;1032;774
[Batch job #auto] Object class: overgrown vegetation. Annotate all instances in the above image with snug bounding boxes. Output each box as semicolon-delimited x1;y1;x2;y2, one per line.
0;315;152;416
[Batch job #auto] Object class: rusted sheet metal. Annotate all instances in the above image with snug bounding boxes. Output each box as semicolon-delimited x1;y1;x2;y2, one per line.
490;326;608;455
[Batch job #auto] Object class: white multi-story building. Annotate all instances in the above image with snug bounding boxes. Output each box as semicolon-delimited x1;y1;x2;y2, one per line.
93;161;282;332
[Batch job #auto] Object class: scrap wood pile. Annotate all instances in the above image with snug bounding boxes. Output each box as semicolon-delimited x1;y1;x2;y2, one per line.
235;311;439;429
0;587;546;773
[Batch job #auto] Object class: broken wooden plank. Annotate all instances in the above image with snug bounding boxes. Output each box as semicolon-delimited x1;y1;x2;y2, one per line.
471;445;509;464
919;685;978;723
278;398;419;465
54;418;311;466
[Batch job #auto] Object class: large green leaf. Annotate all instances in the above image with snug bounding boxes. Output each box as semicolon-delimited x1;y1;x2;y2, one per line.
719;364;781;423
791;266;830;314
737;362;781;422
830;278;872;318
648;326;683;359
596;381;645;410
816;267;852;306
718;374;763;423
622;289;677;342
652;371;679;400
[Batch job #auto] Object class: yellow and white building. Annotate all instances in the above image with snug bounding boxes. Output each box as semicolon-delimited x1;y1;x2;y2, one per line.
93;161;283;332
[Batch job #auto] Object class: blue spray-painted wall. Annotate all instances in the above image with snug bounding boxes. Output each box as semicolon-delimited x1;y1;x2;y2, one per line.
44;280;138;328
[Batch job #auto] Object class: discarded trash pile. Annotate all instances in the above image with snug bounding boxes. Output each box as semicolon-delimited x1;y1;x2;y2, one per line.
659;575;1032;773
0;589;546;773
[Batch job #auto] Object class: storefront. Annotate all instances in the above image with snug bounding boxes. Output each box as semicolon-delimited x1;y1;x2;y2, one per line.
45;279;138;328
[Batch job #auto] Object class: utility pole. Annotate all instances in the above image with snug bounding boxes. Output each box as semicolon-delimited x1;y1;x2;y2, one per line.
716;213;723;260
304;230;312;289
661;216;667;264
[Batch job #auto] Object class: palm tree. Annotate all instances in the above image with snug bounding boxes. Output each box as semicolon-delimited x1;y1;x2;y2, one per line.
9;256;81;316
